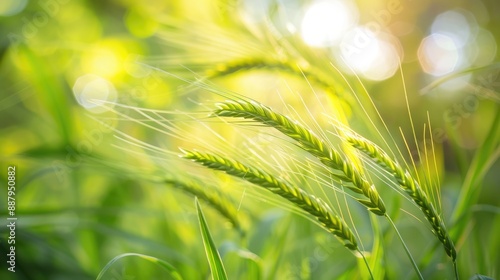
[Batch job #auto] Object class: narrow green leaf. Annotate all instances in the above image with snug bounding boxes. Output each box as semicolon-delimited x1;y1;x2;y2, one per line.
219;241;262;279
196;198;229;280
96;253;183;280
420;62;500;94
452;109;500;239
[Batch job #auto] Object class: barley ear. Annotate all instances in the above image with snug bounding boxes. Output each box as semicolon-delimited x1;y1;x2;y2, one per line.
183;149;358;250
212;99;386;216
346;135;457;261
205;58;337;97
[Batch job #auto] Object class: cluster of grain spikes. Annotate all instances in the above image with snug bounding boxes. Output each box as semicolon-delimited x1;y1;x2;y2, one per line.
211;99;386;216
182;149;359;252
345;134;457;263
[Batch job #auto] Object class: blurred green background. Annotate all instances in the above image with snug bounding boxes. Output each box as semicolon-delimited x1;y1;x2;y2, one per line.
1;0;499;279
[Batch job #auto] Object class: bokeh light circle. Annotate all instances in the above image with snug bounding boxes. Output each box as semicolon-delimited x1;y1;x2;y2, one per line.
339;28;401;81
418;33;460;77
0;0;27;16
73;74;117;114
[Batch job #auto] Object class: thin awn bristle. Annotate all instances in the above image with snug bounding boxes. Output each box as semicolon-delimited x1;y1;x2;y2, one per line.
346;135;457;261
427;111;443;212
182;149;358;250
421;123;441;214
212;99;386;216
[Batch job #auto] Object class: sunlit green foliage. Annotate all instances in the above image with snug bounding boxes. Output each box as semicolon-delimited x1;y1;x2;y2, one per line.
1;0;499;279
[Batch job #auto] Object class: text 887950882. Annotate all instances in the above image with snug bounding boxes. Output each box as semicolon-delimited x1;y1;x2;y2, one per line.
7;166;17;273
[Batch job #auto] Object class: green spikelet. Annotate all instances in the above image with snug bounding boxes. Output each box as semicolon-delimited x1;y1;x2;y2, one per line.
183;149;358;250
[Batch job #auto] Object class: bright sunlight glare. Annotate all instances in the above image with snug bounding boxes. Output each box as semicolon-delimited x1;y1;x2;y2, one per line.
301;0;358;47
73;74;117;114
339;27;401;81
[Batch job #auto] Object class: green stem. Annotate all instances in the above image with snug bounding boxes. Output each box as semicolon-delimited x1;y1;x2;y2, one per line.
454;261;459;280
358;249;374;280
386;215;424;280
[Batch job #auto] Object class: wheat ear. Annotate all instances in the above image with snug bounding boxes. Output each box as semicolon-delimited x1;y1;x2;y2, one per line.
346;135;457;261
182;149;358;250
212;99;386;216
164;179;244;234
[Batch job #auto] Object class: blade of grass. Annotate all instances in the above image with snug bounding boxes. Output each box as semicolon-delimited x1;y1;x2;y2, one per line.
420;63;500;94
219;241;262;279
19;45;72;145
82;222;189;263
96;253;183;280
368;213;385;280
196;198;229;280
451;109;500;239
